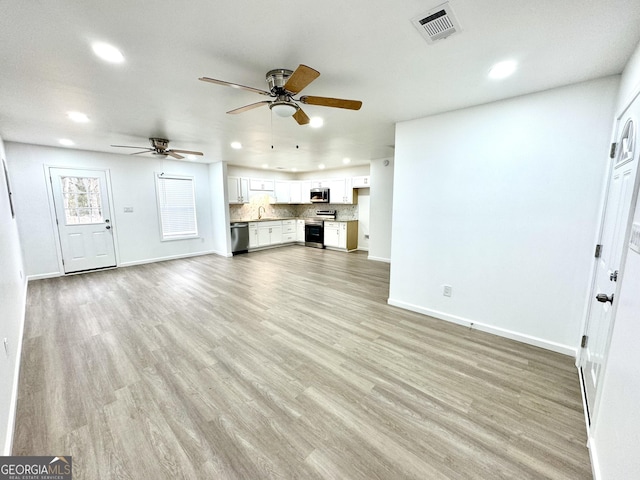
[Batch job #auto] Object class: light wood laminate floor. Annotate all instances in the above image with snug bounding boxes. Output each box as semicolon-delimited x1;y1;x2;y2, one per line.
14;246;591;479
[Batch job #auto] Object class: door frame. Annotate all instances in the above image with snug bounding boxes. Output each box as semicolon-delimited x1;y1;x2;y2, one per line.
44;165;120;275
577;91;640;427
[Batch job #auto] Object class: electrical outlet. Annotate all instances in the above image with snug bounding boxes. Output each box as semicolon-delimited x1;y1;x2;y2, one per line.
123;206;134;213
443;285;452;297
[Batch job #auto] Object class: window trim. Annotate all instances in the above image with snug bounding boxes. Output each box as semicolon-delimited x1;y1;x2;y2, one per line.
154;173;199;241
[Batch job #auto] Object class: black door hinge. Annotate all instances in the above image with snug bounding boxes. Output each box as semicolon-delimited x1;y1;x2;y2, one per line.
581;335;588;348
595;244;602;258
610;143;617;159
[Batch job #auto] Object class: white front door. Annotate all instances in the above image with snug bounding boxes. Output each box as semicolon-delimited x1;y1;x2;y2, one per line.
50;168;117;273
581;108;639;422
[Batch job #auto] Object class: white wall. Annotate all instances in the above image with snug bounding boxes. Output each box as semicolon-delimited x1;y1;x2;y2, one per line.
589;41;640;480
6;143;216;277
616;39;640;113
368;157;394;262
0;136;27;454
357;188;370;250
390;76;619;354
209;162;231;256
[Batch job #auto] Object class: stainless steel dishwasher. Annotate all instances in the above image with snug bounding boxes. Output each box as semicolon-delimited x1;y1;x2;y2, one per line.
230;222;249;254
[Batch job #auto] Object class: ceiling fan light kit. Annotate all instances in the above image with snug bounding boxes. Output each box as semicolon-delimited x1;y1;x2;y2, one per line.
199;64;362;126
270;101;297;117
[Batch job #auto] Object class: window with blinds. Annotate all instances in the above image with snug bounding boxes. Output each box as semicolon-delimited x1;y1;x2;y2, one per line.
155;174;198;240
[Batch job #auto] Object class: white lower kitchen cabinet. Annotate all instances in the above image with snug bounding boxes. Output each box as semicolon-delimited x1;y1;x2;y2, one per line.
248;222;259;248
258;221;282;247
282;219;296;243
296;219;305;242
324;221;358;251
324;223;341;248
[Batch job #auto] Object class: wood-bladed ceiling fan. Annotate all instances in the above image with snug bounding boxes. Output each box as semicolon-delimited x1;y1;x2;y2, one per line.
110;138;203;160
199;64;362;125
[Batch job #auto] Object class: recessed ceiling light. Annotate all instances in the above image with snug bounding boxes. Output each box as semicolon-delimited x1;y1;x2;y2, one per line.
262;164;269;169
309;117;324;128
59;139;74;146
291;168;298;172
342;157;351;164
92;42;125;64
67;111;89;123
230;141;242;149
488;60;517;80
318;164;326;170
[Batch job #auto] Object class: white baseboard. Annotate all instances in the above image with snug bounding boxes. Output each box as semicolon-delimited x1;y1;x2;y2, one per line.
357;247;369;252
119;249;226;267
4;278;28;455
368;255;391;263
27;271;62;281
387;298;577;356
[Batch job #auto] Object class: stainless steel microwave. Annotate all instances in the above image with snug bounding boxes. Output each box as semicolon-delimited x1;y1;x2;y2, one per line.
310;187;330;203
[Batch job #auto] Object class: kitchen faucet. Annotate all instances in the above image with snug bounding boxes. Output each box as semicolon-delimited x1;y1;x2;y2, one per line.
258;206;265;219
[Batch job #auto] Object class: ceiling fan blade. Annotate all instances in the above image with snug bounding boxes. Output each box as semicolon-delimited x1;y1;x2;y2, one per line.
227;101;271;114
293;108;310;125
169;149;203;156
299;95;362;110
199;77;271;96
284;65;320;94
166;151;184;160
111;144;151;150
130;150;152;156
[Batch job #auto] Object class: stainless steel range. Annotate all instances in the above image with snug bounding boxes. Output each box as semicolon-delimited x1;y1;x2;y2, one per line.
304;210;336;248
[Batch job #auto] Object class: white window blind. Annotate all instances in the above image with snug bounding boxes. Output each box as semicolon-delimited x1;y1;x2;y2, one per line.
155;174;198;240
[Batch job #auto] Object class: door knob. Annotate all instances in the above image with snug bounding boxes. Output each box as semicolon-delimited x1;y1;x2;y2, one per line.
106;225;111;230
596;293;614;304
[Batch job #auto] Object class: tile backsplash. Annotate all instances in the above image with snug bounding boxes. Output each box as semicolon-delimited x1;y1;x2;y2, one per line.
229;195;358;221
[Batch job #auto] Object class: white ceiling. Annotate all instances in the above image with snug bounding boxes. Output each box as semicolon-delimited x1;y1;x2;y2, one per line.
1;0;639;172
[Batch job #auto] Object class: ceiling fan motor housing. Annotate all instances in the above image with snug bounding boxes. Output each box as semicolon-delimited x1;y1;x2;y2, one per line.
266;69;293;94
150;137;169;151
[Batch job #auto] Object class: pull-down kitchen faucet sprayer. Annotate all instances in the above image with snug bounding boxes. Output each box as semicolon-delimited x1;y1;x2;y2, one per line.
258;206;265;219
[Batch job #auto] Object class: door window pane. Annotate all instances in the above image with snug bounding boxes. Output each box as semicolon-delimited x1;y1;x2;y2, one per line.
60;176;103;224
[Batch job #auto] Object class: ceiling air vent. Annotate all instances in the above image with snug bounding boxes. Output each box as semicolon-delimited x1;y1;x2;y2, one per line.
411;2;461;44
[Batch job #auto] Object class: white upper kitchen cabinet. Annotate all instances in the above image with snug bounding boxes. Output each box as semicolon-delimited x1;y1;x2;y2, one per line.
329;178;356;204
352;175;370;188
228;176;249;204
311;179;330;189
249;178;275;191
274;181;292;204
298;180;312;203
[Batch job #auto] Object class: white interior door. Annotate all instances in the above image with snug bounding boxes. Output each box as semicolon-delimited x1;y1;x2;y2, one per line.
581;111;638;422
50;168;117;273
